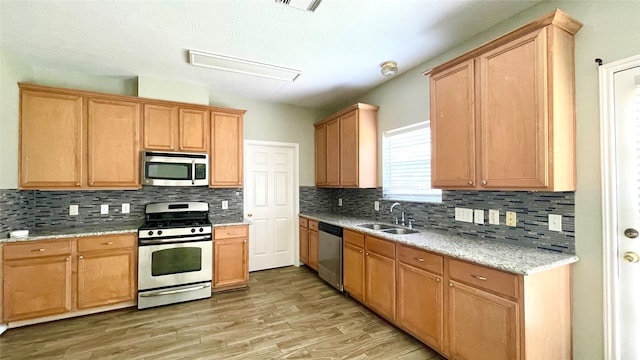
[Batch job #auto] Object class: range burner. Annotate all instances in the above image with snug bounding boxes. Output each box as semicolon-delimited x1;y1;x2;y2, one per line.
138;202;212;240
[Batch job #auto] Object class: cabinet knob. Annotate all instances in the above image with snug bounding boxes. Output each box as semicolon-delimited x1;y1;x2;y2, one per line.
415;257;424;262
468;180;473;185
365;252;369;256
481;180;487;186
65;257;70;261
244;239;247;243
31;248;45;252
449;282;453;287
89;182;94;186
78;256;84;259
359;250;363;254
101;242;115;245
76;182;81;186
436;278;441;282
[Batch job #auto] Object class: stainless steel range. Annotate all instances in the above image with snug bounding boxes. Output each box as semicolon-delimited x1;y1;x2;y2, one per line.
137;202;213;309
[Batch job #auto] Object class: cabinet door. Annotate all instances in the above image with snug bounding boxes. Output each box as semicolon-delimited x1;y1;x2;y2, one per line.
308;229;319;271
397;263;443;350
430;60;476;189
339;111;358;186
3;256;72;321
325;118;340;186
343;243;365;303
19;89;83;189
365;251;396;321
314;124;327;185
210;112;243;187
478;29;548;189
179;108;209;152
448;280;520;360
77;248;136;309
143;104;177;151
214;237;249;289
299;226;309;265
87;98;141;188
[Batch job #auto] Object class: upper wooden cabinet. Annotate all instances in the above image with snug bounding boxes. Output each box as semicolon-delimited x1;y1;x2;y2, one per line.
19;84;141;190
314;103;378;188
428;9;582;191
210;111;245;188
142;104;209;152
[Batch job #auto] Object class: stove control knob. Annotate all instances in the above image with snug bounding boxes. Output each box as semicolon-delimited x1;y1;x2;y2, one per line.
158;230;163;236
199;228;204;233
148;231;153;236
191;228;196;233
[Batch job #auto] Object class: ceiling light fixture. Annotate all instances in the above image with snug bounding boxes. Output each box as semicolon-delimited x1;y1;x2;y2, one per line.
275;0;322;12
380;61;398;76
188;50;302;82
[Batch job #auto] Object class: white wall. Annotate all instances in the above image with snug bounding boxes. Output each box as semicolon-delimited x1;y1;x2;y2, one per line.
344;2;640;358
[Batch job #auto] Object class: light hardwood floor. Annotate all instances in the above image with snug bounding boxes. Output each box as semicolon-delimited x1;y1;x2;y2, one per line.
0;266;444;359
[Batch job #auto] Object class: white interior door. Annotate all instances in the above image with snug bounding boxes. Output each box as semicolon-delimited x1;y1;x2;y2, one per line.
244;141;298;272
601;55;640;359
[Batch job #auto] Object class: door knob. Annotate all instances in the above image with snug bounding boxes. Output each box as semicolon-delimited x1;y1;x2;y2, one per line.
247;213;253;217
623;252;639;263
624;228;638;239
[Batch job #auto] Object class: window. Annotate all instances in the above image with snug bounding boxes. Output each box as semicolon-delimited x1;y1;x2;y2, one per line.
382;121;442;202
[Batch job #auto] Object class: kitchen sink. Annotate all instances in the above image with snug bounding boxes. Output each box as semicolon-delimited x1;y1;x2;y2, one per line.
381;228;420;235
357;223;397;230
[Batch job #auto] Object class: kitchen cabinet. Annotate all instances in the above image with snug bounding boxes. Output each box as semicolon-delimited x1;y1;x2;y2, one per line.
428;9;582;191
314;103;378;188
298;217;318;271
213;225;249;291
397;245;444;352
210;111;245;188
364;235;396;322
19;84;142;190
343;229;365;303
76;235;137;309
2;234;136;323
142;104;209;152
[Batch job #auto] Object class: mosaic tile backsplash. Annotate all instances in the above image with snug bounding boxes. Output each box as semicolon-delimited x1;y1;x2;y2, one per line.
300;186;575;254
0;187;243;236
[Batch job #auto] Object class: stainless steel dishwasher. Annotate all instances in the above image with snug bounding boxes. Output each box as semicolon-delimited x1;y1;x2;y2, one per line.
318;222;344;292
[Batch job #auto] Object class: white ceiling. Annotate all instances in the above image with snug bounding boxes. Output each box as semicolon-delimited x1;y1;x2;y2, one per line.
0;0;540;108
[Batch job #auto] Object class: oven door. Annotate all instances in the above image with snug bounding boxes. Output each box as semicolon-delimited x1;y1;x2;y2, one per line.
138;240;212;291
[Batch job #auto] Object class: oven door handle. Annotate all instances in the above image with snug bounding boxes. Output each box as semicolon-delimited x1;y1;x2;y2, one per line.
138;235;211;245
139;283;211;298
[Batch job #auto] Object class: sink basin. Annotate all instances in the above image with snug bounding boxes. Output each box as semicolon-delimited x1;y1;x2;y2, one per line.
357;223;397;230
381;228;420;235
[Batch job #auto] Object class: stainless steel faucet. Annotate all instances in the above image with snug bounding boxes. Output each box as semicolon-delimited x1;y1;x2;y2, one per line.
390;202;405;226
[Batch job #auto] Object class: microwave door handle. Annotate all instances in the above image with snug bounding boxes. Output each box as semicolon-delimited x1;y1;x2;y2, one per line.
192;160;195;185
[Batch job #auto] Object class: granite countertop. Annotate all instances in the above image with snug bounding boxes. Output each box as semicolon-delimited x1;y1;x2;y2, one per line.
300;212;579;276
2;217;251;243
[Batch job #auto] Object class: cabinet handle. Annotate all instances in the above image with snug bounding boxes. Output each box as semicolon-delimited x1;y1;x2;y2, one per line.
471;274;488;281
415;257;425;262
468;180;473;185
481;180;487;186
31;248;45;252
78;256;84;259
101;242;115;245
227;232;237;236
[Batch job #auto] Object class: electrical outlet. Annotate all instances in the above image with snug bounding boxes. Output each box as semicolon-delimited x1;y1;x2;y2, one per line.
549;214;562;232
221;200;229;210
69;204;79;216
506;211;517;227
455;208;463;221
100;204;109;215
122;203;130;214
338;198;343;206
474;209;484;224
374;201;380;211
489;209;500;225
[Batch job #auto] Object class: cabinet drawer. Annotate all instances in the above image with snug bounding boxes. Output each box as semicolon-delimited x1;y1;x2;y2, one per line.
299;217;308;228
4;239;72;260
398;245;443;275
308;220;319;232
448;259;519;299
214;225;248;239
344;229;364;248
77;234;135;252
365;236;395;259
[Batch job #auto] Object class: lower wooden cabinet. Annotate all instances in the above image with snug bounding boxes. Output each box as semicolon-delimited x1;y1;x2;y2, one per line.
213;225;249;291
2;234;136;323
343;229;365;303
364;236;396;322
298;217;319;271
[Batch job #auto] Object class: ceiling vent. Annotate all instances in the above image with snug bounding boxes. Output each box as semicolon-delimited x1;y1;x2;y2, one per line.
276;0;322;12
188;50;302;82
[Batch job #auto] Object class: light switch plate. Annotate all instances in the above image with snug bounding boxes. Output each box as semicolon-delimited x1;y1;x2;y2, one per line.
549;214;562;232
338;198;343;206
69;204;79;216
100;204;109;215
473;209;484;224
122;203;130;214
506;211;517;227
374;201;379;211
455;207;473;223
489;209;500;225
221;200;229;210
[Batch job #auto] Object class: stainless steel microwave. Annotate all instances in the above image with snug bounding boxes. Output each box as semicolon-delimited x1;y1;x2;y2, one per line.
141;151;208;186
